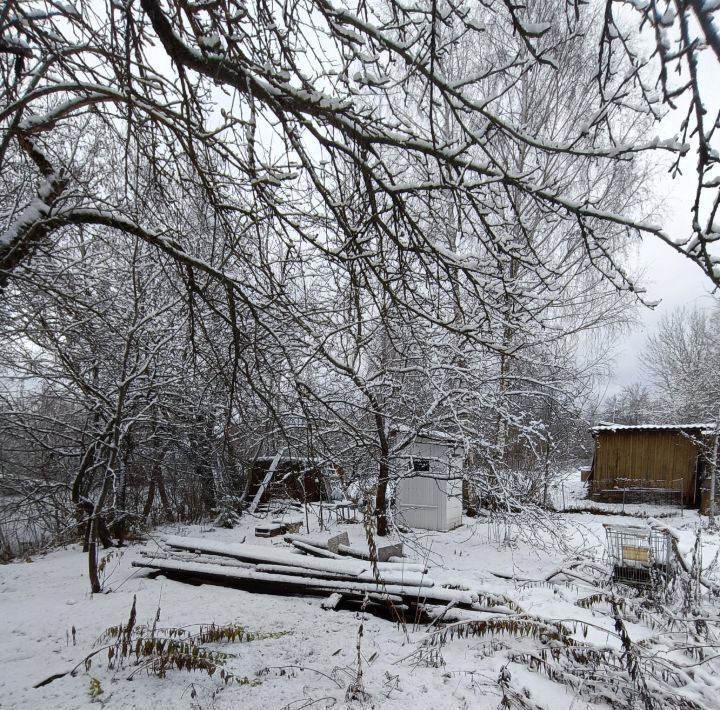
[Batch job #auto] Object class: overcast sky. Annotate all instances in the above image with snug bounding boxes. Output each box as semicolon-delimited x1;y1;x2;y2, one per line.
608;174;717;395
603;22;720;397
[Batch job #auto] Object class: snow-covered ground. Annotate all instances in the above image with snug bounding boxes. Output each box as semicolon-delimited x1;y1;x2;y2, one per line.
1;504;718;710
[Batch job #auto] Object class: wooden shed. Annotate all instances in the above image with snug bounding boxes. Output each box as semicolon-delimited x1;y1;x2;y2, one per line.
589;423;715;508
246;454;329;512
394;431;464;532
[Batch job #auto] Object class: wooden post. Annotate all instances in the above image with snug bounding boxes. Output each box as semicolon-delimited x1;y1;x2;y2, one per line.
708;415;719;529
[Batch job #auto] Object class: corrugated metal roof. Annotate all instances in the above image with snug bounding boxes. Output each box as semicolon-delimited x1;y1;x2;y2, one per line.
591;422;716;435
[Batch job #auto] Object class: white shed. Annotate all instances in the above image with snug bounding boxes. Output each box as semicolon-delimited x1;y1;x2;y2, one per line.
393;431;463;532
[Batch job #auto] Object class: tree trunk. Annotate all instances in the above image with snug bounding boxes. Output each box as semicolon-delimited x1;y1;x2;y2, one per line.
156;466;175;522
708;414;719;528
73;444;99;544
375;414;390;537
375;461;389;537
142;475;156;522
112;434;134;544
143;457;175;523
88;469;114;594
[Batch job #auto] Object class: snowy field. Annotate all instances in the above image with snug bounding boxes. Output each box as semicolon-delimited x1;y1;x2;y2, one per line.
2;505;719;710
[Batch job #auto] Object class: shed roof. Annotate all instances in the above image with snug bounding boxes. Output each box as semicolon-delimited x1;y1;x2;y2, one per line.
389;425;463;445
591;422;715;436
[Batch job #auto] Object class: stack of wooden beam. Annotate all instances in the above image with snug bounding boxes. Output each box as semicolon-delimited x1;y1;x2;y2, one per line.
133;534;516;618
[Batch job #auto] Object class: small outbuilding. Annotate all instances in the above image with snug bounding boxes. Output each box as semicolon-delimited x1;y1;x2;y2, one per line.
246;452;329;513
393;431;464;532
589;423;716;509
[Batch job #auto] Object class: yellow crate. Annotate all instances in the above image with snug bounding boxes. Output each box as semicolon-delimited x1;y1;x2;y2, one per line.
622;545;650;564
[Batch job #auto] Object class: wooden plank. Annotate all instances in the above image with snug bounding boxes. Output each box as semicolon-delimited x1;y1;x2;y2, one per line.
131;558;489;610
284;532;349;552
287;537;425;571
257;564;357;581
326;531;350;553
622;545;650;564
255;523;286;538
337;543;369;560
253;562;435;587
291;541;343;559
163;535;404;575
337;542;403;562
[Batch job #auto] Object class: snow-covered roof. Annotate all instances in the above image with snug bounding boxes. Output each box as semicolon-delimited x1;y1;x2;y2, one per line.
591;422;716;435
256;455;314;463
389;425;463;445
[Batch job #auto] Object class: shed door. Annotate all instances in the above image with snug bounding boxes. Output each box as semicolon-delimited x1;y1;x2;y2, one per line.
397;475;443;530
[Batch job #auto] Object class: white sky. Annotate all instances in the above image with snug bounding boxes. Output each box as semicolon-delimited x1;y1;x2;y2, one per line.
609;172;718;394
605;15;720;397
598;6;720;397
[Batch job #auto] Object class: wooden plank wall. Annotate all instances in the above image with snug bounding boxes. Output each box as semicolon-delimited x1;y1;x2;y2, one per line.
592;431;701;503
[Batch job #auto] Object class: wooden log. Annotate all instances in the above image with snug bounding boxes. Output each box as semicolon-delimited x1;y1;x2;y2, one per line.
254;563;434;588
132;557;485;610
336;544;368;560
137;550;255;570
389;558;428;573
326;532;350;553
256;564;358;581
336;546;426;573
255;523;286;538
133;558;415;600
147;549;406;585
133;557;519;614
365;593;406;606
284;534;321;547
162;536;423;576
290;541;343;559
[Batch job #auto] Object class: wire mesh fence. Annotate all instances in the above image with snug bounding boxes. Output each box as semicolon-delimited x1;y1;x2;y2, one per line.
594;478;685;514
604;523;674;590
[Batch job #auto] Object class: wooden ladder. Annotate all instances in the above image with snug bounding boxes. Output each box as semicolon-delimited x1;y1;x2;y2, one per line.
248;449;284;514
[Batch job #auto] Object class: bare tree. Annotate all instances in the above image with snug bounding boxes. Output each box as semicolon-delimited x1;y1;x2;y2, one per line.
601;0;720;276
600;383;662;425
1;0;710;297
644;304;720;422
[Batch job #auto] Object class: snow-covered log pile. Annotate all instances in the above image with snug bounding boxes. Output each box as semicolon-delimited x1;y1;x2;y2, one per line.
133;535;521;618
